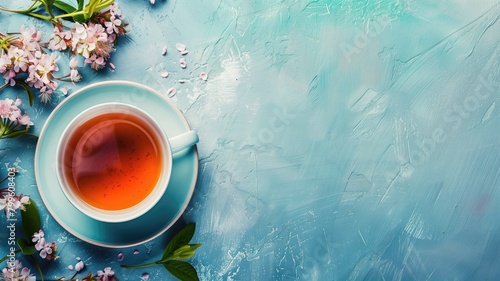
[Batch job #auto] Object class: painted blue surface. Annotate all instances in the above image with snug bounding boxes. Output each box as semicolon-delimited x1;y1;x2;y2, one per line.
1;0;499;280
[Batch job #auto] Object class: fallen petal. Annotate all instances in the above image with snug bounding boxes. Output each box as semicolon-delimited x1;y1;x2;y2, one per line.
180;50;189;55
176;43;186;52
160;70;169;78
179;58;187;69
109;62;116;70
162;46;167;56
117;252;124;261
67;265;74;271
59;86;70;96
141;273;150;280
167;87;177;98
133;250;139;255
178;79;187;83
200;72;208;81
75;261;84;272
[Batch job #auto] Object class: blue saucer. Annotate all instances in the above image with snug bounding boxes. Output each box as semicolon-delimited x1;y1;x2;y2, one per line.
34;81;198;248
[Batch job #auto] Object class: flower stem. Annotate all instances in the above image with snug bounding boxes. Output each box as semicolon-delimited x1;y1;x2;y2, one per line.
31;255;44;281
54;10;87;20
0;249;21;263
0;6;51;21
24;12;52;22
121;260;162;269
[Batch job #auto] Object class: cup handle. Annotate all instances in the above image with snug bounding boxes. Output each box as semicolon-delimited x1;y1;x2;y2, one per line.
169;130;199;156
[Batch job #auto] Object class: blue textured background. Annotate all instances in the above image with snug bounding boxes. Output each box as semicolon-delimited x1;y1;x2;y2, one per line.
1;0;499;280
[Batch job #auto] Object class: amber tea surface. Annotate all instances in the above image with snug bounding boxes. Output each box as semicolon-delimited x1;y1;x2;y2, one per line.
62;112;163;210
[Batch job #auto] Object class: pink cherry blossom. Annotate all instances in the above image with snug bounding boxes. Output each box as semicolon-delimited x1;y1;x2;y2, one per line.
32;230;57;260
85;54;106;70
97;267;117;281
1;260;35;281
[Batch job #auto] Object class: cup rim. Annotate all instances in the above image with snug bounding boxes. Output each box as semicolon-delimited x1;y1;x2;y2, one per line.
56;102;172;223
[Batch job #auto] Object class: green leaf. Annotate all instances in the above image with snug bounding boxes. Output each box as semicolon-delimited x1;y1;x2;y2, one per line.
77;0;85;10
3;130;38;139
73;14;86;22
187;244;202;251
163;224;196;259
45;0;55;10
53;0;77;13
172;244;202;260
14;80;35;106
163;260;199;281
4;130;28;139
21;199;41;239
17;238;36;255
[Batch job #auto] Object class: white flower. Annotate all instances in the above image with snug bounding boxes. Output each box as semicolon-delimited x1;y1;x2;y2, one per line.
48;28;72;51
19;25;42;52
17;114;34;126
0;260;36;281
69;57;81;82
32;230;44;244
0;54;10;73
110;3;123;19
0;193;30;215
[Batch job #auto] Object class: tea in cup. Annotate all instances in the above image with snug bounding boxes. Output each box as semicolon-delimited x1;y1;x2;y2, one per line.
56;103;198;223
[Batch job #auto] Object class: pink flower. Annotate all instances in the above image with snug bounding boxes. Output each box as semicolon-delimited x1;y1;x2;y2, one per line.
97;267;116;281
69;57;78;69
69;57;81;82
8;109;20;122
25;52;59;102
17;114;33;126
94;40;114;59
85;54;106;70
1;260;35;281
72;23;108;59
39;241;56;259
110;3;124;19
0;98;15;118
0;98;23;122
38;83;57;103
32;230;58;260
0;98;34;136
3;69;17;86
70;69;81;82
48;28;72;51
9;48;29;73
32;229;44;244
105;18;122;34
35;53;59;84
0;54;10;73
19;25;42;52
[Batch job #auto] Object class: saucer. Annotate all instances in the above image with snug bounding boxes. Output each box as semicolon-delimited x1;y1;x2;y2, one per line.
34;81;198;248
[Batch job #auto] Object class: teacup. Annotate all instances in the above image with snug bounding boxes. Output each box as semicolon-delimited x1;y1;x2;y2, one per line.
56;102;198;223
